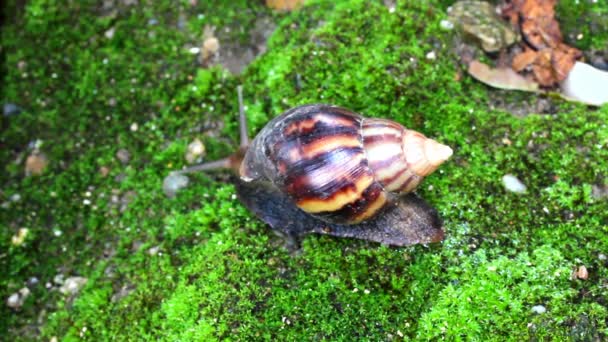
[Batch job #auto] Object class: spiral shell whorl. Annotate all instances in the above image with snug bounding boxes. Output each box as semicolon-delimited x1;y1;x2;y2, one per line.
362;118;452;194
240;105;388;224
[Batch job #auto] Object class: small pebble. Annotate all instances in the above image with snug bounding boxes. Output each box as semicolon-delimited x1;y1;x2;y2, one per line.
426;51;437;60
576;265;588;280
53;274;65;285
99;166;110;177
3;103;22;117
104;27;116;39
163;172;189;198
116;149;131;164
6;287;30;309
203;37;220;56
440;19;454;30
11;228;29;246
589;55;608;71
531;305;546;314
59;276;88;295
185;139;206;164
502;174;527;193
130;122;138;132
591;183;608;199
147;245;161;256
25;153;49;176
27;277;39;287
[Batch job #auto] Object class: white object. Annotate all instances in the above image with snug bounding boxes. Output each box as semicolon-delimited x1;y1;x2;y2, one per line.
6;287;30;309
60;277;88;295
502;174;527;193
561;61;608;106
531;305;546;314
440;19;454;30
163;172;189;198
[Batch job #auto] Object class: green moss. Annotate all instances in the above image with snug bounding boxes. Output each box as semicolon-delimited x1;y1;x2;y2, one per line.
557;0;608;51
2;0;608;340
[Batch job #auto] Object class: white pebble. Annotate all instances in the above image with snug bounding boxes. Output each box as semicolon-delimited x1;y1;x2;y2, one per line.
189;47;200;54
6;287;30;309
163;172;189;198
426;51;437;60
440;19;454;30
531;305;546;314
502;174;527;193
148;246;161;256
185;139;205;164
59;277;88;295
11;228;29;246
104;27;116;39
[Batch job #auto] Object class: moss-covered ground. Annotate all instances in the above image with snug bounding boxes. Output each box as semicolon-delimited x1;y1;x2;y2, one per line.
2;0;608;340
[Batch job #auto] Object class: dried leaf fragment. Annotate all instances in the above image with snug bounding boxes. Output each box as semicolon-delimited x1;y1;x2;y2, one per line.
266;0;304;11
505;0;582;86
468;60;539;92
512;48;538;72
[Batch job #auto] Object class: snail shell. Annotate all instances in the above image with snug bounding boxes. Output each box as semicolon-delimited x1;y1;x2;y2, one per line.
239;104;452;225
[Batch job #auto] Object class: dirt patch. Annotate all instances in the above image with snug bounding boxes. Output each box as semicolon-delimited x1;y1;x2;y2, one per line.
213;16;277;75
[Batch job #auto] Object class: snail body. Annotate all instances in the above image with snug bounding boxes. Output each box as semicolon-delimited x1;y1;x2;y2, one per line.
176;88;452;247
240;104;452;225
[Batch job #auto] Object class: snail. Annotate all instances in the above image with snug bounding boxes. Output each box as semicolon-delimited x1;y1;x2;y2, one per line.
174;87;453;247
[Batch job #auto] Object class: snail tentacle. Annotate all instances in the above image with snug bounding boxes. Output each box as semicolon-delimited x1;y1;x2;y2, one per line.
174;85;250;175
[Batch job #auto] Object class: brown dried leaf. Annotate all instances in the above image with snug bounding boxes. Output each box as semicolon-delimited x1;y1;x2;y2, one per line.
468;60;539;92
512;49;538;72
265;0;304;11
531;50;554;86
520;0;556;19
531;64;554;87
551;45;580;82
508;0;581;86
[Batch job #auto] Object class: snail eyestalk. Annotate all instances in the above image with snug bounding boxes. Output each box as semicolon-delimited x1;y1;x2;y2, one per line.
173;158;232;174
237;85;249;149
173;86;249;175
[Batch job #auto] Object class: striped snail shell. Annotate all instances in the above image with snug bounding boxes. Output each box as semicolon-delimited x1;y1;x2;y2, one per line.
239;104;453;225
